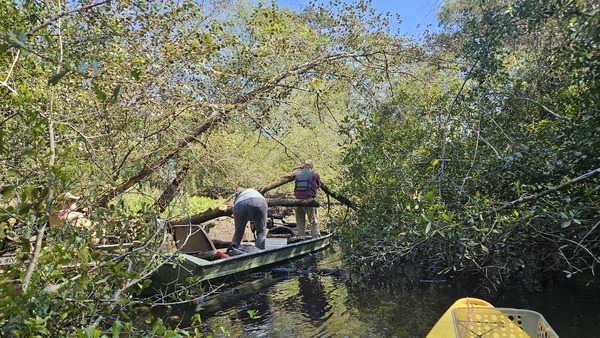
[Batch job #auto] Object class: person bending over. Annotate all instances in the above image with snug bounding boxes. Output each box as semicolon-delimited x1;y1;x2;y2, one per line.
232;187;268;250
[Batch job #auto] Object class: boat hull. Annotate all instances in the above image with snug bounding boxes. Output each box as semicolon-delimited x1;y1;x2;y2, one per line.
150;233;332;290
427;297;558;338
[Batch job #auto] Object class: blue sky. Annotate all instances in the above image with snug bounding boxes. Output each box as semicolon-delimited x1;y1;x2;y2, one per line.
276;0;445;36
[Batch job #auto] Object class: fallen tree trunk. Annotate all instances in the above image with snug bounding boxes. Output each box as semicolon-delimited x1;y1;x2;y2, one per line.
155;161;190;214
170;166;357;225
223;168;301;205
169;198;319;225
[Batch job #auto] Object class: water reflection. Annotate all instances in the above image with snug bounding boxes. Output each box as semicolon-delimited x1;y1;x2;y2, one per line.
298;274;332;324
158;245;600;337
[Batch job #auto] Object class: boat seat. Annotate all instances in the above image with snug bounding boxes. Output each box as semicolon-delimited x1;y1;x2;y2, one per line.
172;225;217;258
267;226;296;238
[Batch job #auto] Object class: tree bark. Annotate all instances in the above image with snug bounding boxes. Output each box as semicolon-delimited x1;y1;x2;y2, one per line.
155;161;190;214
169;198;320;225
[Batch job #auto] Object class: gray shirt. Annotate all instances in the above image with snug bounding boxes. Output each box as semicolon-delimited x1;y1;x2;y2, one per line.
234;189;264;205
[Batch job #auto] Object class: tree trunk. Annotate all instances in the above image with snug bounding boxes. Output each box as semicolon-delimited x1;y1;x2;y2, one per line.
96;109;227;207
155;161;190;214
169;198;319;225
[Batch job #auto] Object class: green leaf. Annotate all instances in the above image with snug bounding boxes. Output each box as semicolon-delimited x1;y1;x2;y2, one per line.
48;70;69;85
2;186;15;199
151;318;164;335
112;320;124;338
17;30;27;43
83;326;100;338
247;309;261;319
110;85;121;103
96;276;109;284
18;203;32;216
191;313;202;326
9;30;27;48
79;247;89;264
131;69;142;80
6;169;18;178
113;260;125;273
92;82;106;101
0;43;9;54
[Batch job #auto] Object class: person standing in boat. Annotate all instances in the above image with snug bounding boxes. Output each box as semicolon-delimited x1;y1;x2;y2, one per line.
294;159;321;239
232;187;268;250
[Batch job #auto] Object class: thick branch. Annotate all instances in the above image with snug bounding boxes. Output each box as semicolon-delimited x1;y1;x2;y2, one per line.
155;161;190;214
171;167;357;225
28;0;111;35
96;109;226;207
234;52;377;104
491;167;600;214
27;0;111;35
169;198;320;225
321;182;358;210
223;167;302;205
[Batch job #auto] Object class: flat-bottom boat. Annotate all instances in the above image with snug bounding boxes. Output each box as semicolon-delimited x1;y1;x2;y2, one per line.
427;297;558;337
149;224;333;292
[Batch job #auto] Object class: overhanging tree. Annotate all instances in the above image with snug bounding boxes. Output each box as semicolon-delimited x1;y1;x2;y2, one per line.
1;0;420;335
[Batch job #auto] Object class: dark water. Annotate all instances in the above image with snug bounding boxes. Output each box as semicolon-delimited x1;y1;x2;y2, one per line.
160;245;600;337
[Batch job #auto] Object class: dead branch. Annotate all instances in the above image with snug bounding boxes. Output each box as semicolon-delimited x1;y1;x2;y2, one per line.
169;198;320;225
155;161;190;214
491;167;600;214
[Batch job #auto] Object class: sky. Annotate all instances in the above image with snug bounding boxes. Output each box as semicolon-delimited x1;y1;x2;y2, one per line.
276;0;445;36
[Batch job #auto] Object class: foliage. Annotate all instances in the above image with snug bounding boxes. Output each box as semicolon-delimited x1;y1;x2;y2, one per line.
338;0;599;288
116;190;224;218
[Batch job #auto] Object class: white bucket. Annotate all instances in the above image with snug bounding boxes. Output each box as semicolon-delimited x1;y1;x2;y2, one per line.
265;237;287;250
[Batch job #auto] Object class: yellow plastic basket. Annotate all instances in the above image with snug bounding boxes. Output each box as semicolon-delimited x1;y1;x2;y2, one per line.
452;306;558;338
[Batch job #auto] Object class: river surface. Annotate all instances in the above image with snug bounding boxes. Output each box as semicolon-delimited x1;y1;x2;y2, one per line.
160;245;599;337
